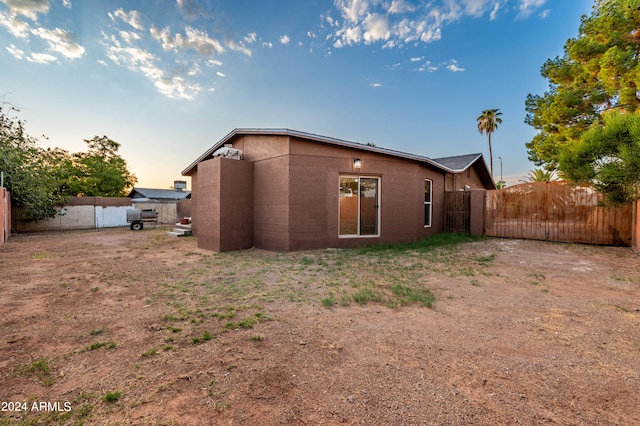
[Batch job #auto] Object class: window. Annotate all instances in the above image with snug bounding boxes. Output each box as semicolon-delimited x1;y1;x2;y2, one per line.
339;176;380;237
424;179;432;227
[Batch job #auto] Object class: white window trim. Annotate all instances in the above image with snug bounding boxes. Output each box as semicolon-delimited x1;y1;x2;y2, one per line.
339;175;381;238
424;179;432;228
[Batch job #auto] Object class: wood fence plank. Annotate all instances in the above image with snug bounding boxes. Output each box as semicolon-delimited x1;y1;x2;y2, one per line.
484;182;632;246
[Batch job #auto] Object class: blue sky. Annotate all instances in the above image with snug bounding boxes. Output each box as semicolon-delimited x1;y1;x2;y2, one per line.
0;0;593;189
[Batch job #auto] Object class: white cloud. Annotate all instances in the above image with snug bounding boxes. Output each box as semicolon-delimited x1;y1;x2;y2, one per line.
326;0;516;49
62;0;71;8
216;71;225;77
335;0;369;23
538;9;550;19
490;2;500;21
120;30;141;45
28;51;57;63
104;36;200;100
1;0;49;20
109;8;145;31
410;56;423;62
6;43;24;59
388;0;415;14
244;33;257;43
151;26;225;56
517;0;548;19
280;34;290;44
155;75;200;100
0;12;30;37
31;27;85;59
224;36;252;56
446;59;465;72
369;82;381;87
262;41;273;48
363;13;390;43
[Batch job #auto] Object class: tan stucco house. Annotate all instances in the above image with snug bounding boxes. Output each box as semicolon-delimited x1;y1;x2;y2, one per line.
182;128;494;252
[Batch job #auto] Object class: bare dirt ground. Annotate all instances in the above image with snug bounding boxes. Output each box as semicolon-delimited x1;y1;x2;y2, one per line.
1;227;639;425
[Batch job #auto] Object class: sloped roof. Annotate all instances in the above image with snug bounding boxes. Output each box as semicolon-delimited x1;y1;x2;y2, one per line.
182;128;494;188
431;153;483;172
128;188;191;201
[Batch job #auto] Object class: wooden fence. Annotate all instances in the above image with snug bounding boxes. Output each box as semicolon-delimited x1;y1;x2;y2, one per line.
485;182;633;246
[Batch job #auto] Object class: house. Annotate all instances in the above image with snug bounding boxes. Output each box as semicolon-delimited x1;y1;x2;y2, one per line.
128;186;191;224
182;128;494;252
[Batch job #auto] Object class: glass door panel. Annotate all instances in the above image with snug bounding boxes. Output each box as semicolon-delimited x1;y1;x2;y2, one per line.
359;178;378;235
339;177;358;235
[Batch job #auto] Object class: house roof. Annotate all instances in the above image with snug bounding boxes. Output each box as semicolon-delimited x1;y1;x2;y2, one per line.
128;188;191;201
431;153;483;172
182;128;494;187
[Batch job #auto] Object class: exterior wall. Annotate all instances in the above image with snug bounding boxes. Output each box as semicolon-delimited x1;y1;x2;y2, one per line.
192;157;253;252
192;158;221;251
219;158;253;251
286;138;445;250
190;173;200;236
231;135;290;251
445;163;490;192
188;133;491;252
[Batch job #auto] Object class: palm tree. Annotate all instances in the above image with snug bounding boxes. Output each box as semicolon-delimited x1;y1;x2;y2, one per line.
523;168;558;182
476;109;503;178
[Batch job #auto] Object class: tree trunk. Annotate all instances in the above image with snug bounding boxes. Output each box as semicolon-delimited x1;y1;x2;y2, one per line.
488;133;493;178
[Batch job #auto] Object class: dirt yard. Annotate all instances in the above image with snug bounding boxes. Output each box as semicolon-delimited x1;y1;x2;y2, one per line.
0;228;639;425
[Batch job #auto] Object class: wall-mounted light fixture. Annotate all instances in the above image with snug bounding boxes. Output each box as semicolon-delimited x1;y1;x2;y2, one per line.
353;158;362;170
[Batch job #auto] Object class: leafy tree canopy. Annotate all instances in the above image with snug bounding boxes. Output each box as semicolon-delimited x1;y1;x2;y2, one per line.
1;105;137;220
1;105;67;220
525;0;640;169
559;112;640;204
66;136;137;197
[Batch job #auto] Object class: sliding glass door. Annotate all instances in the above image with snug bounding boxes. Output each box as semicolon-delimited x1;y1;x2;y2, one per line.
339;176;379;237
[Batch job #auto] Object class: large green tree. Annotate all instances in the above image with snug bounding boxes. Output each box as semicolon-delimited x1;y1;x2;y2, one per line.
1;105;137;220
560;112;640;203
525;0;640;169
476;108;502;178
0;105;67;220
66;136;137;197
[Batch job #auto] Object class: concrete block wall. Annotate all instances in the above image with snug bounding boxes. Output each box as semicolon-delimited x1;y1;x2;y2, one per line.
252;155;290;251
193;158;221;251
193;157;254;252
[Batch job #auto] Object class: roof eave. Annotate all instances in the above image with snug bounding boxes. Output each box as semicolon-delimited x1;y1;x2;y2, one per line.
181;128;458;176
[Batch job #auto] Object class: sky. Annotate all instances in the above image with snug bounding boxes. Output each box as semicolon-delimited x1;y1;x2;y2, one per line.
0;0;594;189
